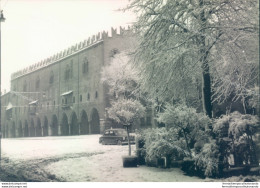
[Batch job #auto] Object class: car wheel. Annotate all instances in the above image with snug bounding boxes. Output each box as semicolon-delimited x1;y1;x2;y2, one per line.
117;140;122;145
102;140;106;145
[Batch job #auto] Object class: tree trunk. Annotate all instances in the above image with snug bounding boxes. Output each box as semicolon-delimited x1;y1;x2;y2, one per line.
126;126;131;156
202;60;212;118
182;128;192;158
199;0;212;118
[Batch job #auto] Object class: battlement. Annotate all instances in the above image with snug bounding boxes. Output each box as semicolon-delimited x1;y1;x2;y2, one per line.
11;26;133;80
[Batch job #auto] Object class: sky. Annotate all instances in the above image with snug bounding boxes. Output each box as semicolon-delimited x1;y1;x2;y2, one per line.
1;0;136;93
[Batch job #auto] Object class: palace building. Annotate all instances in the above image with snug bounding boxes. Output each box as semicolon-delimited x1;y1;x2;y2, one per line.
1;26;152;138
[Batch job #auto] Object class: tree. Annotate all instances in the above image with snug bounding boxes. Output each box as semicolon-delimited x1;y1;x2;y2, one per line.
101;52;140;100
101;52;146;155
107;99;145;155
125;0;259;117
211;35;259;114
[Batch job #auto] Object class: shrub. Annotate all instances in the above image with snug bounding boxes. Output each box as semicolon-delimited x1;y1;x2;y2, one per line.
194;140;221;178
213;112;259;167
136;128;189;167
157;103;212;157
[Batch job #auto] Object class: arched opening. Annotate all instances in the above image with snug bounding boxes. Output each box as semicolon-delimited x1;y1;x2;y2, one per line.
80;110;89;135
43;116;48;136
24;120;29;137
36;118;42;137
51;115;58;136
70;112;79;135
61;113;69;136
90;108;100;134
30;119;35;137
11;122;16;138
18;121;23;137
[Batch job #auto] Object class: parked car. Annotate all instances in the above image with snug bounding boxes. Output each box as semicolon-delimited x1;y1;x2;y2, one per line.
99;128;135;145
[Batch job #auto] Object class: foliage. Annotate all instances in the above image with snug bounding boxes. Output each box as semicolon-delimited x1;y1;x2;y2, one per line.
101;52;140;99
213;111;259;166
194;139;221;177
107;98;146;126
102;52;147;156
125;0;259;117
211;37;259;114
139;128;188;163
157;103;212;157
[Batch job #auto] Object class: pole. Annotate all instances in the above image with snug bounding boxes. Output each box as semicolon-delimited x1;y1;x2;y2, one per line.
0;4;6;171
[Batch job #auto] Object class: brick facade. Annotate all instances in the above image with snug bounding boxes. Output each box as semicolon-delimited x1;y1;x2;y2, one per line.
1;27;144;138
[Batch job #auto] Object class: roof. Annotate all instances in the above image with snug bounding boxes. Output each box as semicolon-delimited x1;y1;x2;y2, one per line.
6;103;13;110
29;100;38;105
61;90;73;96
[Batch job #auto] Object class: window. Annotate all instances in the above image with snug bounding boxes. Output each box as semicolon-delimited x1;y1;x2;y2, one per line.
70;60;73;79
65;64;70;80
73;96;75;103
64;61;73;80
82;58;89;74
87;93;90;101
49;71;54;84
35;77;40;90
110;48;119;57
23;81;27;92
80;95;82;102
95;91;98;99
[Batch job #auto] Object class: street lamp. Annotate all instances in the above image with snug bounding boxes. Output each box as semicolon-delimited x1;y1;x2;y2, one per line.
0;9;5;171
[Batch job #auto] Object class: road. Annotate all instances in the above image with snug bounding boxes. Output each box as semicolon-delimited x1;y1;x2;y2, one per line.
0;135;209;182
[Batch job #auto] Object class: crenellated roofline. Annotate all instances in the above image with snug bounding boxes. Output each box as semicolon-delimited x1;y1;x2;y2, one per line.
11;26;133;80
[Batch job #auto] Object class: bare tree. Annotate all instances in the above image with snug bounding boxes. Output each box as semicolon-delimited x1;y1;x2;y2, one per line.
125;0;259;117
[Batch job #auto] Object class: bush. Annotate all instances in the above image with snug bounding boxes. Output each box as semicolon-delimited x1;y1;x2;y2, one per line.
213;112;259;167
135;134;146;165
157;103;212;157
194;140;221;178
135;128;189;168
181;158;196;176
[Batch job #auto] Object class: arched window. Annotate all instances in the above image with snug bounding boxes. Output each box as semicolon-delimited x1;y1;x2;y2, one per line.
65;64;70;80
87;93;90;101
82;57;89;74
95;91;98;99
70;60;73;79
35;76;40;90
80;95;82;102
49;71;54;84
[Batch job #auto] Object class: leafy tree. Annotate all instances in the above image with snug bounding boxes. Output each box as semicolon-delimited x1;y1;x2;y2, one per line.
107;98;145;155
102;52;146;155
101;52;140;100
211;34;259;114
125;0;259;117
157;103;212;158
